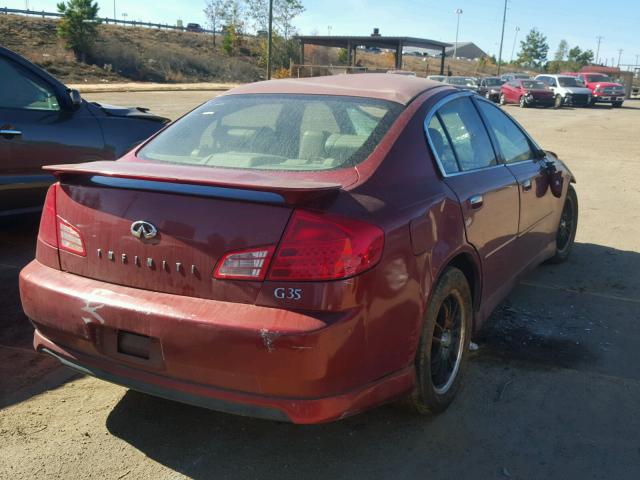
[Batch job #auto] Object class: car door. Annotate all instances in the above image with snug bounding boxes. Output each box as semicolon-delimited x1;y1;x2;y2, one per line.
426;95;520;313
475;98;559;261
503;81;516;102
0;55;106;214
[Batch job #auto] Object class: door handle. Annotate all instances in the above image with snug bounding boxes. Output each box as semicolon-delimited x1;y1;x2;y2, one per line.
0;129;22;137
522;179;532;191
469;194;484;209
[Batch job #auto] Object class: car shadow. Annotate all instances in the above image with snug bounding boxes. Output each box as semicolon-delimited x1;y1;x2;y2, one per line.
104;241;640;479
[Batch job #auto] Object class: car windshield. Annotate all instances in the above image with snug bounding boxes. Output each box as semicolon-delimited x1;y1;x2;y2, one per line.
558;77;581;87
587;74;612;83
484;78;503;86
515;74;531;79
449;77;477;86
138;94;403;171
522;81;546;89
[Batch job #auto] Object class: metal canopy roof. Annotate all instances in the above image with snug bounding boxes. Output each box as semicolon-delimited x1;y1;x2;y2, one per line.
294;35;451;51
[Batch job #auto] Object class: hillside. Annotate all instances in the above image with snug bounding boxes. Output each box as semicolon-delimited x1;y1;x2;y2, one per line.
0;14;263;83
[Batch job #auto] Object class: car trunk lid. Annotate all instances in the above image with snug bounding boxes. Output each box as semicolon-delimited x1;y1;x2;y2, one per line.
46;161;345;303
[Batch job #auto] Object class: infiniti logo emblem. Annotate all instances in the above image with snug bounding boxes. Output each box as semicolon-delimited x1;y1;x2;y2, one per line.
130;220;158;240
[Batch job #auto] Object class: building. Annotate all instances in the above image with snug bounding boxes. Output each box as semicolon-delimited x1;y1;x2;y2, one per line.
445;42;487;60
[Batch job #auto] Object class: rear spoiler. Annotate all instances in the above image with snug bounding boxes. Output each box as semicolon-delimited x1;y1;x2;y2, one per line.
43;161;344;205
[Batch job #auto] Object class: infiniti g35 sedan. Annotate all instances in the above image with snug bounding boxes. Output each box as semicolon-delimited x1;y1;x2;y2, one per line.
19;74;578;424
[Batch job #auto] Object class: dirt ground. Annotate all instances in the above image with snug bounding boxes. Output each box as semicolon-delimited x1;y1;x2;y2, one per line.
1;94;639;480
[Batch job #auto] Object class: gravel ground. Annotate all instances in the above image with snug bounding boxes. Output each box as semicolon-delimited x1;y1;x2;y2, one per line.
1;95;639;480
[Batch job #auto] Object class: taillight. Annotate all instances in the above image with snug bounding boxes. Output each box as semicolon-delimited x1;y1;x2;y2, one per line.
57;218;86;256
38;182;86;256
214;246;275;280
38;183;58;248
267;210;384;281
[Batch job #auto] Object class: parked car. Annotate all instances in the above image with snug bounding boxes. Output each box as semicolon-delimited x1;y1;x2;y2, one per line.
535;74;592;107
477;76;505;102
500;73;531;82
500;79;555;108
186;23;203;33
445;76;479;91
387;70;417;76
563;72;625;107
20;74;577;424
0;46;169;216
426;75;446;82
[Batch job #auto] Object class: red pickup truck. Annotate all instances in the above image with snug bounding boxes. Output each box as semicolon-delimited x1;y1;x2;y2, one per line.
563;72;625;107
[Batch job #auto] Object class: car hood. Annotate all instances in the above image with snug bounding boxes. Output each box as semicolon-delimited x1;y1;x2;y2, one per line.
589;81;623;88
91;102;170;123
564;87;592;94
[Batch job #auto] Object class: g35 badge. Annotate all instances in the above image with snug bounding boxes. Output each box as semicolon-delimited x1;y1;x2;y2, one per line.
274;287;303;301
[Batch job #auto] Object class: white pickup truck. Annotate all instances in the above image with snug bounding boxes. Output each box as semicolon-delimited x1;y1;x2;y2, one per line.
535;74;593;107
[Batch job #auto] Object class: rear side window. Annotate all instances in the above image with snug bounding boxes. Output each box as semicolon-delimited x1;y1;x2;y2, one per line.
138;94;403;171
435;97;496;172
427;115;459;174
476;101;535;164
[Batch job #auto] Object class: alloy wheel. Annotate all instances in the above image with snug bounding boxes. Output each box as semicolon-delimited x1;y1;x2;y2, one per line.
430;293;466;395
556;194;575;253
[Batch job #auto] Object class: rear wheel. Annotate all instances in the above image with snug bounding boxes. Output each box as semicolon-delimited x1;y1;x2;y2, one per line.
404;267;472;414
519;95;527;108
548;186;578;264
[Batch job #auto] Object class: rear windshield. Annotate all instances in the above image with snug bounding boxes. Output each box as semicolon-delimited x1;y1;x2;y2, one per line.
138;94;403;171
448;77;477;86
483;78;503;86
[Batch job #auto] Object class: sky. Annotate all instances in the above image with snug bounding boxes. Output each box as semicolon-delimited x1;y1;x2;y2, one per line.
7;0;640;66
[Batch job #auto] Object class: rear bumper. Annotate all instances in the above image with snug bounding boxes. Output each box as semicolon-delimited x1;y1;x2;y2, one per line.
20;261;415;423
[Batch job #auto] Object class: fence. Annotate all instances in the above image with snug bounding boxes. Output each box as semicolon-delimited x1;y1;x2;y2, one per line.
0;6;215;34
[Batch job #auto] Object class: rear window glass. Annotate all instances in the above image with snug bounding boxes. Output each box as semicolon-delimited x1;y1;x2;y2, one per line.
138;94;403;171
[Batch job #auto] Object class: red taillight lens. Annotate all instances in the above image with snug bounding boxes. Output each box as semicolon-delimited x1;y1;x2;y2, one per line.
267;210;384;281
213;246;275;280
38;183;59;248
37;183;86;256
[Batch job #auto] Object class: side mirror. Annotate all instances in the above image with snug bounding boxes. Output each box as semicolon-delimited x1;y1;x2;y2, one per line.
69;89;82;110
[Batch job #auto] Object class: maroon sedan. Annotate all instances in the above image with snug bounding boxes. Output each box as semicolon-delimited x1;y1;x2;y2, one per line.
500;79;555;108
19;74;578;423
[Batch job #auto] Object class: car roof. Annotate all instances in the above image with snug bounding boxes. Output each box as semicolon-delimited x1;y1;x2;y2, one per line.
223;73;449;105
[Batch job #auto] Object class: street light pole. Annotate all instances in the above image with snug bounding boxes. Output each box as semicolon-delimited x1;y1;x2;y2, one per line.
497;0;508;76
267;0;273;80
510;26;520;63
595;36;603;64
617;49;623;68
453;9;463;58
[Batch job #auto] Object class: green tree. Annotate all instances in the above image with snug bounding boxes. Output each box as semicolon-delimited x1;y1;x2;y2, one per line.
567;46;594;66
56;0;100;62
554;39;568;61
516;28;549;68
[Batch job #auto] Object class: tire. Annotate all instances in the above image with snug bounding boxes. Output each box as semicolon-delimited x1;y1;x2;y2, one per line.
548;186;578;264
519;95;527;108
403;267;472;414
554;95;563;109
499;93;506;105
612;101;623;108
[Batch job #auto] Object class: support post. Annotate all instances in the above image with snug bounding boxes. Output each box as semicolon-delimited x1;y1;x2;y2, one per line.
299;41;304;65
267;0;273;79
440;47;445;75
347;40;353;66
395;41;403;69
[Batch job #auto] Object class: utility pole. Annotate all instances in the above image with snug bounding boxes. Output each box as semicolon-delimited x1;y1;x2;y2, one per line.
113;0;116;19
453;9;463;58
497;0;508;76
617;49;623;68
595;36;603;64
510;26;520;63
327;25;332;36
267;0;273;80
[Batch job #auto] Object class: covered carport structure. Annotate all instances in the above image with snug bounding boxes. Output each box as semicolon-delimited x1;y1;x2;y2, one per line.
294;34;451;75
